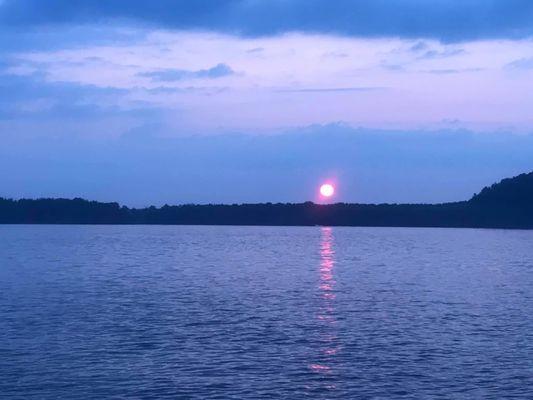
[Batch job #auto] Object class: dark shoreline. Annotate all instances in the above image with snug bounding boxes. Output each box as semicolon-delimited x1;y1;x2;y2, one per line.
1;172;532;229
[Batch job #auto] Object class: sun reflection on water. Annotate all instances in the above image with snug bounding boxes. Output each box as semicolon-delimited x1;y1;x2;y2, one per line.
307;227;341;392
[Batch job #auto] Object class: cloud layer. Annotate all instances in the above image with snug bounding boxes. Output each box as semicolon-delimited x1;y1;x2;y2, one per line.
3;32;533;134
139;63;235;82
1;0;533;41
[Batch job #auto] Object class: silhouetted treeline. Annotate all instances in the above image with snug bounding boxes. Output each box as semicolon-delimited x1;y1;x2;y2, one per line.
1;172;533;229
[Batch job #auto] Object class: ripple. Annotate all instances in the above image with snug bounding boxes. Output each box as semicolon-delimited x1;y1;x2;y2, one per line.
0;225;532;398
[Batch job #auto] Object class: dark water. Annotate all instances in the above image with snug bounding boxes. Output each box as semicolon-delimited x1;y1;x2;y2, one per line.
1;225;532;399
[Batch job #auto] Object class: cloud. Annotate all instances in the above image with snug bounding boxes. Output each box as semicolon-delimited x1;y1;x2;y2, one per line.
246;47;264;54
422;68;484;74
139;63;235;82
506;57;533;70
409;41;430;52
1;0;533;42
0;72;126;117
3;32;533;134
275;87;385;93
380;63;405;72
0;25;146;55
414;47;466;60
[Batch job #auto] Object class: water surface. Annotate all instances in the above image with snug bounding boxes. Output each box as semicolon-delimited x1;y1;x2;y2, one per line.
1;225;532;398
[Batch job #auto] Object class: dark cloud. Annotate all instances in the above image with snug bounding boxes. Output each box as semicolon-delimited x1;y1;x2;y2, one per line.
139;63;235;82
0;24;146;55
1;0;533;42
0;72;140;121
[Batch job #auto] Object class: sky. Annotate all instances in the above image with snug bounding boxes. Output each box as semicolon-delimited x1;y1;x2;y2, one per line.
1;0;533;206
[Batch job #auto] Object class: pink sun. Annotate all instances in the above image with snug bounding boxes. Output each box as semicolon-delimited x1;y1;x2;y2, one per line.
320;183;335;197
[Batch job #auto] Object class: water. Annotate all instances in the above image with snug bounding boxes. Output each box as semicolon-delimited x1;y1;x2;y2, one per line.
1;225;532;399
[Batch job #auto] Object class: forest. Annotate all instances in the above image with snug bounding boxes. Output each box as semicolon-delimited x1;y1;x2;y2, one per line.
1;172;532;229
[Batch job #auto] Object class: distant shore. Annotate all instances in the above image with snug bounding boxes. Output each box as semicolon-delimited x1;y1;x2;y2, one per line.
1;172;532;229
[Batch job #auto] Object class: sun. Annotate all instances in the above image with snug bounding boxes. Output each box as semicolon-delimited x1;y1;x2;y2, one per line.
320;183;335;197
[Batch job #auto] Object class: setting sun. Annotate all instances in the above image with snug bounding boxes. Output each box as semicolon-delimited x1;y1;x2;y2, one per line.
320;183;335;197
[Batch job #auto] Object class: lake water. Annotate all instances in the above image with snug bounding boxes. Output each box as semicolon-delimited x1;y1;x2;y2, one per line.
1;225;532;399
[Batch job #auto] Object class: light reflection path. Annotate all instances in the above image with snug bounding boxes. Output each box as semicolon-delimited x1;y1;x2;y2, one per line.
308;227;341;393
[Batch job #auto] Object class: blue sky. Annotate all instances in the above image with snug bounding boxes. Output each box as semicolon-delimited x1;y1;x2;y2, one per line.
1;0;533;205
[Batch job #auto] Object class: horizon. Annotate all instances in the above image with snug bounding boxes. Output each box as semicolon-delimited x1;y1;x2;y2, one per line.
2;169;531;208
